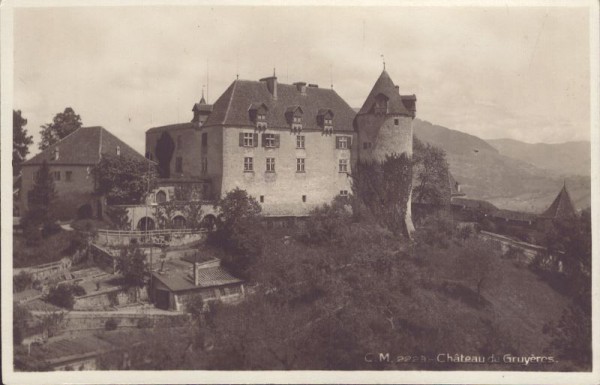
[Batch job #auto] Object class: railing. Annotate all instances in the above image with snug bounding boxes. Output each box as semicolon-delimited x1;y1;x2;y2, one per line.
97;228;205;237
94;228;208;248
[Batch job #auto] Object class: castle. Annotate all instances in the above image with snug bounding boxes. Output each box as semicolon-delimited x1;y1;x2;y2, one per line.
18;70;418;231
145;69;417;226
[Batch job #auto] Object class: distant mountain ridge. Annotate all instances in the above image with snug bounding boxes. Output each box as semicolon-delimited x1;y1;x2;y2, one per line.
412;119;591;212
486;138;590;177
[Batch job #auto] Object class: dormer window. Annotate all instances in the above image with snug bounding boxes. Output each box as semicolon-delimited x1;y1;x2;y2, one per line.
286;106;304;132
317;108;334;133
373;93;389;115
249;103;268;130
116;145;121;156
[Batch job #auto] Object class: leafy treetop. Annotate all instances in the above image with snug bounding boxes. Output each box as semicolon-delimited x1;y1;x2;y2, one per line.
13;110;33;177
39;107;82;150
92;154;157;205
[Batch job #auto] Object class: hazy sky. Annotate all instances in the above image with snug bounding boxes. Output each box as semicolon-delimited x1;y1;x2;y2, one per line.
14;5;591;155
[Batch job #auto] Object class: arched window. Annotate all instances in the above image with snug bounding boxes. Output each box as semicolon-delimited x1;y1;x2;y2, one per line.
173;215;186;229
156;190;167;203
137;217;155;231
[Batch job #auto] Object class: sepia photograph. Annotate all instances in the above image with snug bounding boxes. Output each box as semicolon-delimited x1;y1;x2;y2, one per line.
1;0;598;383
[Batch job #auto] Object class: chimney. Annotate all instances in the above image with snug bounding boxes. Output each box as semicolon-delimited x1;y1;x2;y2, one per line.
395;85;400;93
260;76;278;99
308;83;319;88
294;82;307;95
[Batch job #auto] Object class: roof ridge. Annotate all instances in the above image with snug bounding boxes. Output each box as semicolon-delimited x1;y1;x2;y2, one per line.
222;80;238;124
24;126;86;164
98;126;103;160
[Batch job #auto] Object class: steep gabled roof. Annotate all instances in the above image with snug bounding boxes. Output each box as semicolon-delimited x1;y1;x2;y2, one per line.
24;126;146;166
357;70;411;116
541;184;577;219
202;79;356;131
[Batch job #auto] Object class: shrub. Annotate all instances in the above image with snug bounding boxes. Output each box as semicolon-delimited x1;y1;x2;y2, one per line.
300;198;352;245
13;271;34;293
41;222;62;238
105;318;119;331
71;284;86;297
45;284;75;310
23;224;42;247
137;317;153;329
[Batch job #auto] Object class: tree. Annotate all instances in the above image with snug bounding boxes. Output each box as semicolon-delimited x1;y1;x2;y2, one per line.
13;110;33;177
300;196;352;245
208;188;264;278
22;160;56;233
93;154;157;205
39;107;82;150
351;153;413;237
13;304;32;345
117;244;148;288
13;271;34;293
412;137;450;206
105;205;131;230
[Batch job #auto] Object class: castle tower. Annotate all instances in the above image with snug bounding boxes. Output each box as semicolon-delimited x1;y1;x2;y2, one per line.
355;70;417;235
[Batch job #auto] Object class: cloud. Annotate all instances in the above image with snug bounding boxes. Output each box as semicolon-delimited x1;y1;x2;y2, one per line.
13;5;591;156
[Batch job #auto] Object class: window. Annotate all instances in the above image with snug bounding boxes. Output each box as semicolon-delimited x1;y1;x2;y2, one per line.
201;133;208;147
260;195;264;203
363;142;372;150
175;157;183;173
325;118;333;125
257;113;266;121
52;171;61;181
266;157;275;172
296;135;305;149
293;116;301;123
296;158;305;172
302;195;307;202
394;118;400;126
241;132;255;147
65;171;72;182
244;157;254;172
116;146;121;156
336;136;350;149
263;133;276;148
339;159;348;173
156;190;167;203
53;147;59;160
201;158;208;174
340;190;349;197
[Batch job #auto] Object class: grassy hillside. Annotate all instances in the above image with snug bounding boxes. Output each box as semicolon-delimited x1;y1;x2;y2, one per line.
414;119;591;212
487;138;591;177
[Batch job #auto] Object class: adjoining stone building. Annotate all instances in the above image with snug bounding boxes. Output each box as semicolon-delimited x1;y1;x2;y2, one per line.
20;126;148;220
146;70;417;219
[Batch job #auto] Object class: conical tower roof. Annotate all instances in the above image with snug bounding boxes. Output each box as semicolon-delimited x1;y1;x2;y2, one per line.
358;70;411;116
541;183;577;219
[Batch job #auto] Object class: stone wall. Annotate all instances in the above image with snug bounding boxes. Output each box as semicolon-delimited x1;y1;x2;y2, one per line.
21;164;98;220
221;126;356;216
73;287;148;311
58;311;190;332
146;125;204;179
